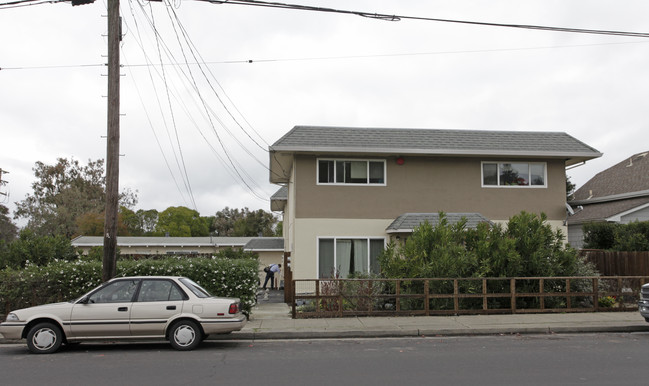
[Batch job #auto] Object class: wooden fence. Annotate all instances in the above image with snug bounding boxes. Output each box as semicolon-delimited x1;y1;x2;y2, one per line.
581;250;649;276
291;276;649;318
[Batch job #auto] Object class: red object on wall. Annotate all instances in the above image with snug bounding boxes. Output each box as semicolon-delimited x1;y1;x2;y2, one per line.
396;157;405;165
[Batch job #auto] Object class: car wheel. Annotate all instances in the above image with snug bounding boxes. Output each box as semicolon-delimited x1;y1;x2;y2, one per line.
26;322;63;354
169;320;202;351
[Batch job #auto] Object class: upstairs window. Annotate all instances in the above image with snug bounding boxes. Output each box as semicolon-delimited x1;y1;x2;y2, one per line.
318;159;385;185
482;162;546;187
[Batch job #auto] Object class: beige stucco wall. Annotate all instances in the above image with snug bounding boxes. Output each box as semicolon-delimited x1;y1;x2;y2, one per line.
293;155;567;222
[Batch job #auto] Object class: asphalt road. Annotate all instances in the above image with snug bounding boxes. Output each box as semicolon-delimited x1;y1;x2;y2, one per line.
1;333;647;385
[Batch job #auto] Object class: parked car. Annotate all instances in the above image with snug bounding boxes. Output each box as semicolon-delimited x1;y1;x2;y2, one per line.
0;276;246;354
639;283;649;322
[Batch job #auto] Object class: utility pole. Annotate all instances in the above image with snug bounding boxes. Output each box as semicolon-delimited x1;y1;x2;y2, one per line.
103;0;121;282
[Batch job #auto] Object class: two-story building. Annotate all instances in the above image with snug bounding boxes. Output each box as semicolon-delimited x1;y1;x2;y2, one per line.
269;126;601;280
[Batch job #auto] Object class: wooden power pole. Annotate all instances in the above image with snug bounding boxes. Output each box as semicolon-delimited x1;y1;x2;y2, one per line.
103;0;120;282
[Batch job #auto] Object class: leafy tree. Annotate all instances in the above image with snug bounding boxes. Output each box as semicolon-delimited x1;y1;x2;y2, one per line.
155;206;209;237
14;158;137;238
0;204;18;243
76;209;130;236
0;229;76;269
212;207;278;237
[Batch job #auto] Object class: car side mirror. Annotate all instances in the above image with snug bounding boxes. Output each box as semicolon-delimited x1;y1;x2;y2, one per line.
77;295;90;304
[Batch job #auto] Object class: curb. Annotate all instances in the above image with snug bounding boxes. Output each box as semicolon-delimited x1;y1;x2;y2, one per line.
208;324;649;341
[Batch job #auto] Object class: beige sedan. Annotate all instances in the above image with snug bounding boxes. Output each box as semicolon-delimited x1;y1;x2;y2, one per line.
0;276;247;354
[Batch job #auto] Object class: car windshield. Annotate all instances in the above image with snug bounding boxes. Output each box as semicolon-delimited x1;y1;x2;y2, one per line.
179;278;212;298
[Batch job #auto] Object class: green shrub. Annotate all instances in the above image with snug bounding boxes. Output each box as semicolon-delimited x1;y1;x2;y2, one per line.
583;220;649;251
0;229;76;269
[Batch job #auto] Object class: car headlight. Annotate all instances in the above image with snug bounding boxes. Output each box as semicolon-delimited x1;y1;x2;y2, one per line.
5;313;19;322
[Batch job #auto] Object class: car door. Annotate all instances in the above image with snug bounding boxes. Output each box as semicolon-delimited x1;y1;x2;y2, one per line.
129;279;186;337
69;279;140;338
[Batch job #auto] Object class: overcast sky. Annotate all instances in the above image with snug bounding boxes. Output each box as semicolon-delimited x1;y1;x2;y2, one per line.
2;0;649;225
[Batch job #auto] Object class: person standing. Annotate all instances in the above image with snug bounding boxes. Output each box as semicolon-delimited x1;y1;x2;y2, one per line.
263;263;281;290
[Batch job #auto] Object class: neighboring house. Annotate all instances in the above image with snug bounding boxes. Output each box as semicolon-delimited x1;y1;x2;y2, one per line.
269;125;601;280
71;236;284;286
567;150;649;249
243;237;285;285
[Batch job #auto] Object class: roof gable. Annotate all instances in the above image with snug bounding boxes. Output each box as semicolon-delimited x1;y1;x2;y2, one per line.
573;151;649;202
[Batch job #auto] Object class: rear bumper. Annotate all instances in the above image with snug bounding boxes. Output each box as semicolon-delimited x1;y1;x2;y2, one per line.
200;314;247;335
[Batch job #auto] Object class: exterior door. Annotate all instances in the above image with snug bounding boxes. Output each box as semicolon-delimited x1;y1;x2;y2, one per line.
129;279;185;337
69;279;139;338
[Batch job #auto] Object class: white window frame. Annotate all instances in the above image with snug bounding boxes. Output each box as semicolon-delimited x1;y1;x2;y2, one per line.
481;161;547;188
317;236;386;278
316;158;387;186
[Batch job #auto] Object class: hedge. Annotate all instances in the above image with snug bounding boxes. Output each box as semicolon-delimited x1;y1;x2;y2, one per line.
0;256;259;316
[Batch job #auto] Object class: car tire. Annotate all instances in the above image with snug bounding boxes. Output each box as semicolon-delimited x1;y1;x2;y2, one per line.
169;320;202;351
26;322;63;354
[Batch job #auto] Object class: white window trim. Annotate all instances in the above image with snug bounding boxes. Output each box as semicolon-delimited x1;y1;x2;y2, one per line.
316;158;387;186
481;161;547;188
316;236;386;278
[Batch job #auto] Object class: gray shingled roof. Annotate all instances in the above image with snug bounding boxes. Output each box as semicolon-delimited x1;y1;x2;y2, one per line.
568;151;649;225
573;151;649;202
243;237;284;251
386;213;492;233
270;126;601;162
71;236;254;247
270;186;288;212
567;196;649;225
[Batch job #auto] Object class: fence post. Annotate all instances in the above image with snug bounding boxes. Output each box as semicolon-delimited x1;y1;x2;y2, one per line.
510;278;516;313
453;279;459;313
291;280;296;318
424;280;430;316
539;278;545;310
482;278;488;311
566;279;572;309
396;280;401;313
315;279;320;315
593;278;599;311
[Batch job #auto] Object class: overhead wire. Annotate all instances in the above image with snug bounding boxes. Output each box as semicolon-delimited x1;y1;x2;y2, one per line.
123;0;192;208
201;0;649;39
163;2;269;200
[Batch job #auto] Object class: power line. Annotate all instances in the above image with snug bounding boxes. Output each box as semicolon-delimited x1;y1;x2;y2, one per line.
201;0;649;38
3;39;648;72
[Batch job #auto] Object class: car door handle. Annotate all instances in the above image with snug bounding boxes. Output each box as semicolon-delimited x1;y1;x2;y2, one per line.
118;307;128;312
166;305;176;310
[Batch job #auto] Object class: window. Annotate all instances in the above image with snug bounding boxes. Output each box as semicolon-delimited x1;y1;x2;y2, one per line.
137;280;186;302
318;159;385;185
89;279;139;303
318;238;385;278
482;162;546;187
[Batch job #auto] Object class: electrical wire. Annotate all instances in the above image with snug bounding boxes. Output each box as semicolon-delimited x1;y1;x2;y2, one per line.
201;0;649;38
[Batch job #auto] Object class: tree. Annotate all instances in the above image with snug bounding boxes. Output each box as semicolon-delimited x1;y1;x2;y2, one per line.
0;229;76;269
212;207;278;237
14;158;137;238
155;206;209;237
0;204;18;243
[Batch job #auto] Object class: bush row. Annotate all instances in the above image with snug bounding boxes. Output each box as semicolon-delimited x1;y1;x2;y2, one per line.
0;256;259;316
583;221;649;251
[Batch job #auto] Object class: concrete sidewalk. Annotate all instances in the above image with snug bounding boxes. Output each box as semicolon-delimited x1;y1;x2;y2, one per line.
216;301;649;340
